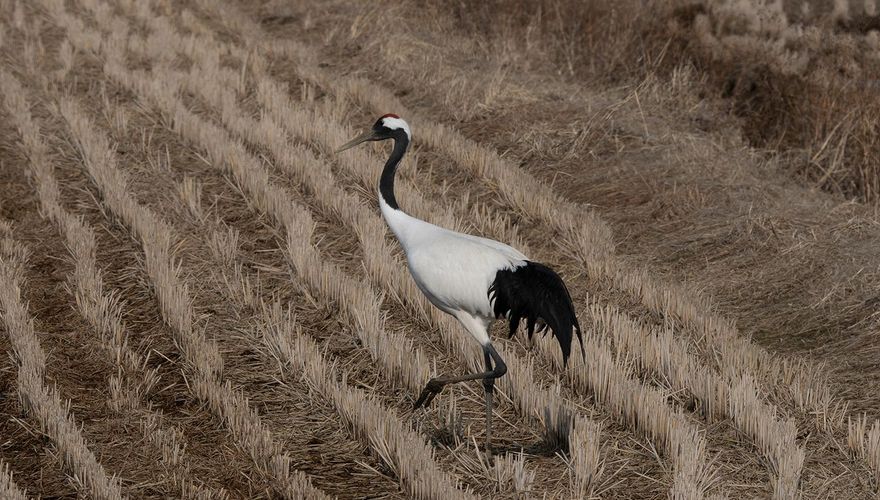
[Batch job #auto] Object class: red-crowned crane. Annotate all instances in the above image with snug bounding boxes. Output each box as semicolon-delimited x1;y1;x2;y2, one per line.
337;114;584;453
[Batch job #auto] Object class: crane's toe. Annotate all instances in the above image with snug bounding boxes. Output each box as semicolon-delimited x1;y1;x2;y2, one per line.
413;378;444;409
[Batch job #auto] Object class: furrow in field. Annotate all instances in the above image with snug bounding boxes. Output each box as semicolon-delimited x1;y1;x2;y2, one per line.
66;6;428;495
0;67;229;499
35;5;331;493
587;301;804;497
0;226;124;500
58;4;480;496
0;67;77;500
54;96;328;499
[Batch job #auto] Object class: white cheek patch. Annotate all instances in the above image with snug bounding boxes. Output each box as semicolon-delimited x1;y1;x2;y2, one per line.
382;116;412;139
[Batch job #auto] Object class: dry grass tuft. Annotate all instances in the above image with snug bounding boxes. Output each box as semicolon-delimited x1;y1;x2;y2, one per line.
177;176;204;221
569;417;603;499
848;414;880;490
0;461;29;500
491;451;535;496
728;374;804;499
682;0;880;203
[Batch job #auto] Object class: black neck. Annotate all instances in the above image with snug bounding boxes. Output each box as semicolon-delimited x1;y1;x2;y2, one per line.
378;130;409;210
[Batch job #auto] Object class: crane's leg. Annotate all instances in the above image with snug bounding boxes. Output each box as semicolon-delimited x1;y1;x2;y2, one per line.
414;344;507;452
482;348;495;455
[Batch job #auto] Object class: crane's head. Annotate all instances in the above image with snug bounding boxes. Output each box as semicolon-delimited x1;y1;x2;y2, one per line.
336;114;411;152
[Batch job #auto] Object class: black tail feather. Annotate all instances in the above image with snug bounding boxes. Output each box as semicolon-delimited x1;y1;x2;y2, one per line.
488;261;584;365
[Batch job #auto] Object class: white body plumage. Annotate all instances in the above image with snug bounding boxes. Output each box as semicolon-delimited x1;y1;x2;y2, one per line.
379;198;527;345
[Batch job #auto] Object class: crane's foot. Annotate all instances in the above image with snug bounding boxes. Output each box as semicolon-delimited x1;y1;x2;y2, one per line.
413;378;445;409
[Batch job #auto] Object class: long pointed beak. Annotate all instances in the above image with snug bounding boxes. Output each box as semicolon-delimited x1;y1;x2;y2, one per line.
336;130;378;153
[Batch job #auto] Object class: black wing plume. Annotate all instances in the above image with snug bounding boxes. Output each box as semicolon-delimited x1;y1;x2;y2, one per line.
488;261;584;365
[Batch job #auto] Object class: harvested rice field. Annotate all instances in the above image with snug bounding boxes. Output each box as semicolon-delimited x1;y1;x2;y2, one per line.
1;0;880;498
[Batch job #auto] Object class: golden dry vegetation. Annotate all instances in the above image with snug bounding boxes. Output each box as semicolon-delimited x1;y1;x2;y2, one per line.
1;0;879;498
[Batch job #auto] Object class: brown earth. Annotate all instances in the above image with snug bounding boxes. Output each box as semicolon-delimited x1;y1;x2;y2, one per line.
0;0;878;498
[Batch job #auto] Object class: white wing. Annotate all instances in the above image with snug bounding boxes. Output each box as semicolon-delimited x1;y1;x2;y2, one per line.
405;229;526;320
454;232;528;262
380;197;529;319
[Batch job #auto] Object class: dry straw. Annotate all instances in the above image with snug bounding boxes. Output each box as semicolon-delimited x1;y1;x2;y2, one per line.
59;3;475;497
0;67;225;497
491;451;536;495
262;302;476;500
133;12;609;493
128;4;724;495
728;375;804;499
0;227;123;500
587;300;805;496
0;461;29;500
36;5;329;493
95;5;605;495
51;92;326;500
226;7;841;433
848;415;880;490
